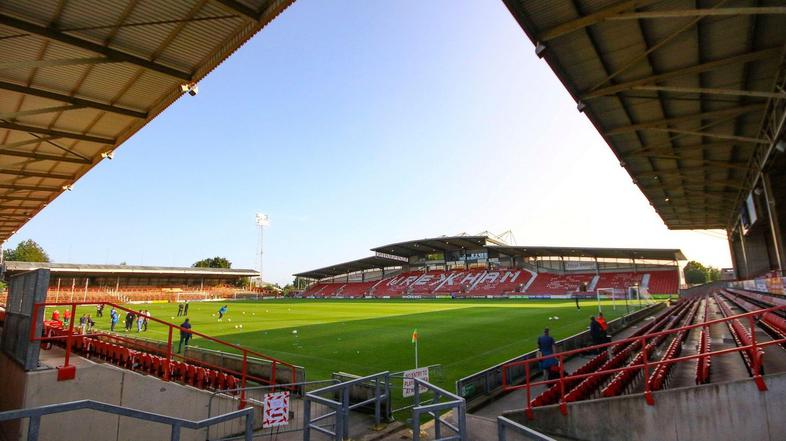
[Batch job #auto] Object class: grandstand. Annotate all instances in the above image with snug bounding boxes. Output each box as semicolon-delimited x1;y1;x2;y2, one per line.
1;262;261;305
295;235;684;298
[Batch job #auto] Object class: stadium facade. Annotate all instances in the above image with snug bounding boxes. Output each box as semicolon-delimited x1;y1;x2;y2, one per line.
294;235;684;298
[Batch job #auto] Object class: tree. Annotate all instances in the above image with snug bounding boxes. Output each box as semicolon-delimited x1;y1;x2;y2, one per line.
683;260;721;285
684;268;707;285
192;257;231;269
3;239;50;262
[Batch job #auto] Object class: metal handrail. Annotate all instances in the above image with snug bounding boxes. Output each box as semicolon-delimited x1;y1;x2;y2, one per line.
502;298;786;417
497;416;556;441
0;399;253;441
303;371;391;441
411;378;467;441
31;301;299;405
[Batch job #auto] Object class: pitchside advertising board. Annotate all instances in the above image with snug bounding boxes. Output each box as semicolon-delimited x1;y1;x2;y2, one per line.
403;367;429;397
730;276;785;296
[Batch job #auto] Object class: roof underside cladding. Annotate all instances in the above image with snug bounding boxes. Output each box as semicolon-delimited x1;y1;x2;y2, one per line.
504;0;786;230
0;0;294;242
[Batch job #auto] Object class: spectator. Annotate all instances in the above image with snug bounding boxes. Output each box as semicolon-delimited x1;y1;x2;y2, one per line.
177;303;184;317
177;318;192;353
537;328;559;380
110;308;119;332
218;305;228;321
183;301;190;316
597;312;609;333
589;316;605;350
79;314;88;334
51;309;61;322
125;311;135;332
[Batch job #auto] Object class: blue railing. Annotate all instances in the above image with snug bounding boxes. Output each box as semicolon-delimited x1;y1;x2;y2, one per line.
411;378;467;441
0;400;254;441
497;416;556;441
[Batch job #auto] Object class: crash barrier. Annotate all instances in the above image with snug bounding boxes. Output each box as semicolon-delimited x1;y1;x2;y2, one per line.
303;372;391;440
411;378;467;441
0;400;253;441
456;302;663;407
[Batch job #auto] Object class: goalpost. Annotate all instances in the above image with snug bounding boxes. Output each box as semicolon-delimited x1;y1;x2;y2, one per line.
597;285;655;315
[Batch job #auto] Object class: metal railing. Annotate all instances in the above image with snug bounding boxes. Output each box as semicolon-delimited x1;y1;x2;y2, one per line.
303;371;391;441
497;416;556;441
0;400;253;441
411;378;467;441
455;302;662;404
31;301;298;405
501;300;786;418
206;379;340;440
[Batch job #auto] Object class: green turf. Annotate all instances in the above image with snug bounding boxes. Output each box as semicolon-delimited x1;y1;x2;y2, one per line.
61;299;646;393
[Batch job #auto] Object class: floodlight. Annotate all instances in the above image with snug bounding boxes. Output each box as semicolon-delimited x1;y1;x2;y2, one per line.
180;82;198;96
776;139;786;154
101;151;114;160
576;101;587;112
62;185;73;191
255;213;270;226
535;42;547;58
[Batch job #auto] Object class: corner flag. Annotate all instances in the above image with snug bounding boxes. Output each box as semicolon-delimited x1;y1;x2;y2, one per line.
411;329;418;344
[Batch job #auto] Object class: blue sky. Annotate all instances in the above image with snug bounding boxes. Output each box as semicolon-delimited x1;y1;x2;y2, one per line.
7;1;732;284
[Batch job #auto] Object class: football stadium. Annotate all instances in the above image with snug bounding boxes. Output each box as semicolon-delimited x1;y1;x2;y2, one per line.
1;1;786;441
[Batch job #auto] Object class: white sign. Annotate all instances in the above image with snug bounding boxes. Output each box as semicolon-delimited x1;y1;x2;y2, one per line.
402;367;430;398
262;391;290;428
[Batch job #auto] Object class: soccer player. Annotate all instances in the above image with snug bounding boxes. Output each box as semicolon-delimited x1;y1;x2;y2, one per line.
177;303;184;317
183;301;190;316
218;305;228;321
110;308;119;332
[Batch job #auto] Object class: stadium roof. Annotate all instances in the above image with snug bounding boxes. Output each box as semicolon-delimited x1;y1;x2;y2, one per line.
502;1;786;230
489;245;685;261
293;255;406;280
3;261;259;277
0;0;294;242
370;235;507;258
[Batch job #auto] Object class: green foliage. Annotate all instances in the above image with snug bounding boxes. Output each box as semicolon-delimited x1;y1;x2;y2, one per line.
3;239;50;262
192;257;232;269
683;260;721;285
684;268;707;285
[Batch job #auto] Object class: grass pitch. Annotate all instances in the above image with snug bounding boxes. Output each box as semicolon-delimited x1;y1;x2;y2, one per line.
68;299;644;392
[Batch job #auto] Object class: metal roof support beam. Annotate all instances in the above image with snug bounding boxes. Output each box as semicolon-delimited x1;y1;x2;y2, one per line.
0;183;60;192
0;81;147;119
537;0;664;42
0;14;192;81
638;127;769;144
0;168;73;180
624;141;747;156
0;57;115;71
0;137;59;149
0;121;115;144
213;0;263;20
583;48;780;99
609;7;786;20
630;85;786;99
0;147;91;164
0;105;85;119
0;195;49;202
608;104;763;134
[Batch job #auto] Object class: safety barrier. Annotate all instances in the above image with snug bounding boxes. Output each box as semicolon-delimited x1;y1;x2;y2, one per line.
206;379;340;439
497;416;556;441
456;302;663;407
303;371;391;441
501;299;786;418
411;378;467;441
30;301;297;406
0;400;253;441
